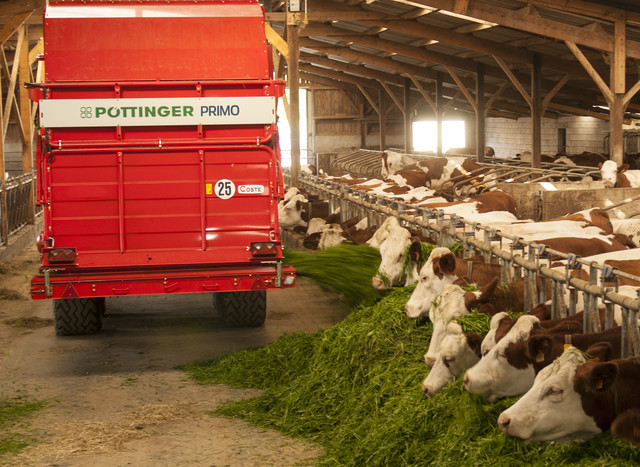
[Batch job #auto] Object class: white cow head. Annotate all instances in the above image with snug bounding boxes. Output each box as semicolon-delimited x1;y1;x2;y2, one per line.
318;224;345;250
599;160;629;189
367;216;400;249
278;193;308;228
371;224;412;290
404;247;458;319
423;280;497;367
422;322;482;397
497;345;605;443
463;315;539;402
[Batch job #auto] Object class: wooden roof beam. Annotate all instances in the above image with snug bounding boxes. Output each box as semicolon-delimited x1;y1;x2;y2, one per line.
396;0;640;59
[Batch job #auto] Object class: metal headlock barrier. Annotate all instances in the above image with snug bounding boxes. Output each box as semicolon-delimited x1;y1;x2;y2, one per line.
0;173;36;246
284;169;640;358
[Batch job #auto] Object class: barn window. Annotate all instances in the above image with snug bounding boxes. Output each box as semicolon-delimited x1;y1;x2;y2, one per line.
412;120;466;153
277;89;308;168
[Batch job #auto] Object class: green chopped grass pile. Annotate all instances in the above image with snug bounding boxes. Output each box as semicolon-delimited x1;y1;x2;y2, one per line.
0;396;46;455
283;244;384;307
184;283;639;466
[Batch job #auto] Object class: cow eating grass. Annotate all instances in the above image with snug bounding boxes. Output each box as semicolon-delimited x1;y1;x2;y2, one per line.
497;343;640;444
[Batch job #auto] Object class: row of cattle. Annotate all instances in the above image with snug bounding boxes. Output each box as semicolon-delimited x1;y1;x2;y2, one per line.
380;150;640;189
279;157;640;446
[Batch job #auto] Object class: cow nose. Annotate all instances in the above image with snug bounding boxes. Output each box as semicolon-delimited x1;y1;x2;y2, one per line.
497;414;511;433
462;374;470;390
424;356;435;368
372;277;386;290
422;386;433;398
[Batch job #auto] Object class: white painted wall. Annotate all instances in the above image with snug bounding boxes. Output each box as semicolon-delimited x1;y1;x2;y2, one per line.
486;116;610;158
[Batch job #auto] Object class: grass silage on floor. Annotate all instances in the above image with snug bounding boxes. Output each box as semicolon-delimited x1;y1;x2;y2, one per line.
183;245;640;466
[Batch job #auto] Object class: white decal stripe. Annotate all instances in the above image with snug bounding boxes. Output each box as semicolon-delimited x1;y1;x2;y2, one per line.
39;96;276;128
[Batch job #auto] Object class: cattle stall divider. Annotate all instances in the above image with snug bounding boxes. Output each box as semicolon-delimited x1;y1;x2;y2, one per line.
285;171;640;358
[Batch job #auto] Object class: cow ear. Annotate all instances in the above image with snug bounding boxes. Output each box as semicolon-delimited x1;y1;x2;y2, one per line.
409;239;424;263
478;277;499;303
619;163;630;173
585;342;614;363
527;335;553;363
588;362;618;392
466;332;483;357
439;253;457;274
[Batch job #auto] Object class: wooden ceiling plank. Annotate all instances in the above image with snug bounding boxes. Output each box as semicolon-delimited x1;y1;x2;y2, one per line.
623;78;640;107
265;23;289;58
395;0;640;59
379;80;405;114
444;65;477;112
0;10;33;46
28;37;42;65
408;73;436;112
485;80;511;113
0;1;43;18
357;84;380;115
492;54;532;107
565;40;614;104
541;74;570;111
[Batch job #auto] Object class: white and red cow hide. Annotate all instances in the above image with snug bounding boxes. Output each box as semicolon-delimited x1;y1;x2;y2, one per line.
599;160;640;188
497;344;640;444
462;315;621;402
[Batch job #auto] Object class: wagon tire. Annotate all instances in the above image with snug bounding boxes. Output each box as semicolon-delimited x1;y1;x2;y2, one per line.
54;298;104;336
213;291;267;327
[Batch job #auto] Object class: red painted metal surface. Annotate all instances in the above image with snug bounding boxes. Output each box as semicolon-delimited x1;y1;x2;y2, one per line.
31;0;294;300
44;1;270;82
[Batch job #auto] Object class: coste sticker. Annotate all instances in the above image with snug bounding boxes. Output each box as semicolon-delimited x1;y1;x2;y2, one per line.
211;181;264;199
238;185;264;194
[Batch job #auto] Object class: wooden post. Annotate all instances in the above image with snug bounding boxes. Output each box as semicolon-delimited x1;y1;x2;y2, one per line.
0;57;6;244
610;18;626;165
436;72;443;156
379;89;386;151
19;24;35;223
404;77;412;153
531;53;542;168
287;20;301;187
476;62;485;162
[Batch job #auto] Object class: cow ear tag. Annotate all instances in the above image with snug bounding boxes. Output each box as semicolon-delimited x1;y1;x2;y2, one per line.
564;335;573;351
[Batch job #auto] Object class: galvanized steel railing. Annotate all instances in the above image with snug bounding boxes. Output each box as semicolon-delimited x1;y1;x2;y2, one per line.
285;170;640;358
0;173;37;246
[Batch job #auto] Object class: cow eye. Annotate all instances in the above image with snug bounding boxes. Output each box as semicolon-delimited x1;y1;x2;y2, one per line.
443;357;455;368
497;350;506;359
544;387;563;398
420;275;428;282
481;349;489;357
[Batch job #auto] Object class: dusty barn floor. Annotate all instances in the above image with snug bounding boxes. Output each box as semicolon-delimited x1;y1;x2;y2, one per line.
0;243;350;466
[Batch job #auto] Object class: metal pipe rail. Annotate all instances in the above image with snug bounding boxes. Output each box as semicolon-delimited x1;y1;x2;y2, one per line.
1;173;36;246
286;171;640;357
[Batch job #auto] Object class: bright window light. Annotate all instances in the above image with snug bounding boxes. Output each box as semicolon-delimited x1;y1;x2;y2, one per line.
277;89;308;168
412;120;466;152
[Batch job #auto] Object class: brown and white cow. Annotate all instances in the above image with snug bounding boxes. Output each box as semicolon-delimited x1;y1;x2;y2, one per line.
421;322;483;398
498;344;640;444
404;248;501;319
463;315;621;402
380;150;418;178
599;160;640;188
422;282;499;367
278;188;309;228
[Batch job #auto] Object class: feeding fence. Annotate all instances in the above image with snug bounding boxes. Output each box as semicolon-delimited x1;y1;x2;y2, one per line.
0;173;37;246
284;169;640;358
